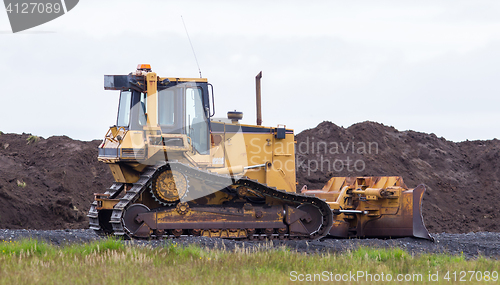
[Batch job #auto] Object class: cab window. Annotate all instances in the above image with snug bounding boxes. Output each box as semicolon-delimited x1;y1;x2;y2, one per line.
117;90;131;127
158;89;175;125
185;87;209;153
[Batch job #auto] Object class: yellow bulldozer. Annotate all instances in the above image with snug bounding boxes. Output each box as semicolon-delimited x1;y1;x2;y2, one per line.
88;64;432;240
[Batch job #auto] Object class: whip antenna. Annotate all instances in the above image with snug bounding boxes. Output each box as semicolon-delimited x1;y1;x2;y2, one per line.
181;15;202;78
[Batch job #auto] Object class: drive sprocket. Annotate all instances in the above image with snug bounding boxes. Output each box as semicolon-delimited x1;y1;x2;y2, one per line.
151;169;188;204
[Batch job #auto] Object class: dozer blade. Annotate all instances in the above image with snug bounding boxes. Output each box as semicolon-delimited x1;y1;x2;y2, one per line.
302;176;433;240
411;185;433;240
361;184;432;240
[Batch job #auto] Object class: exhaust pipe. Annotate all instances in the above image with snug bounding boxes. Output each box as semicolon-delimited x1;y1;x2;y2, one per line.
256;71;262;126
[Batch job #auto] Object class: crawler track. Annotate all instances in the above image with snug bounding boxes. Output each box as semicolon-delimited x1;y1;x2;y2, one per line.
88;182;124;237
88;162;333;240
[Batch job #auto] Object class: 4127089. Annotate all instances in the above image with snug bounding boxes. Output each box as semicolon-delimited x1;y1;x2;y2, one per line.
5;2;62;14
443;271;498;282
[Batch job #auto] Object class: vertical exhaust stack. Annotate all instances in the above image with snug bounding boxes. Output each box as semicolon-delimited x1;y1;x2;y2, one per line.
256;71;262;126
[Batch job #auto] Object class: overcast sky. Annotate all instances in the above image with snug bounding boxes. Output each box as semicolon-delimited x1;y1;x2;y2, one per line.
1;0;499;142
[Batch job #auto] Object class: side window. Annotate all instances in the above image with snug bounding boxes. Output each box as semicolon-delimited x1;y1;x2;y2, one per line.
185;88;200;133
158;89;175;125
138;93;147;125
185;87;209;153
117;90;132;127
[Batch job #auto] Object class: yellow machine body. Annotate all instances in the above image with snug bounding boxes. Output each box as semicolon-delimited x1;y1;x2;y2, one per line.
89;65;431;240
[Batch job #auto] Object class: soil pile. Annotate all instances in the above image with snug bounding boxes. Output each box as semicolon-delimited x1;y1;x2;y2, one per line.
0;134;112;229
0;121;499;234
296;121;500;234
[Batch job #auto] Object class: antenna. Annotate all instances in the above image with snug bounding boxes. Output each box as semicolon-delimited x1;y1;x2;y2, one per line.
181;15;202;78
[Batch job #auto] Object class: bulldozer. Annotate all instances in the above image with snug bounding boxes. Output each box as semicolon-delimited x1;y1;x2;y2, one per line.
88;64;432;240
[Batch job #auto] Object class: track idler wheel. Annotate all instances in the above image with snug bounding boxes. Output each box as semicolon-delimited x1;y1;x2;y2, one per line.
285;204;324;237
123;204;151;238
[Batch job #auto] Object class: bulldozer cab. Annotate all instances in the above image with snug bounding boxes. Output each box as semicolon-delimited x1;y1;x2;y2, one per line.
107;67;212;156
116;86;210;154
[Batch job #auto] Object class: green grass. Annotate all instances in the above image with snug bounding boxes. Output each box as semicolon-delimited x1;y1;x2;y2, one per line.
26;135;40;144
0;239;497;284
16;180;26;188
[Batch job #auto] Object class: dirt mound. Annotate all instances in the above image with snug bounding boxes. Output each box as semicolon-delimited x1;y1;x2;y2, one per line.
0;121;499;234
296;121;500;234
0;133;112;229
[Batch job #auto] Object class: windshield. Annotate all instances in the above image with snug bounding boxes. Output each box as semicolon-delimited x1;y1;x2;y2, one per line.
117;91;131;127
117;90;148;129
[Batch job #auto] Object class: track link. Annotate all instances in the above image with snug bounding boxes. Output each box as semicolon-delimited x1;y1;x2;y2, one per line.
87;182;125;237
109;166;157;236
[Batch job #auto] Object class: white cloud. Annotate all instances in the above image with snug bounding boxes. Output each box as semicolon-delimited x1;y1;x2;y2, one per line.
0;0;500;141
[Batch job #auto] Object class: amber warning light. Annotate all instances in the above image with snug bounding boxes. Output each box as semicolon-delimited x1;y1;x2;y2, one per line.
137;64;152;71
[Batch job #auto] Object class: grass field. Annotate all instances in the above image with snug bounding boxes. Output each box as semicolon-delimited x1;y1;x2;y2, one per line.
0;239;498;284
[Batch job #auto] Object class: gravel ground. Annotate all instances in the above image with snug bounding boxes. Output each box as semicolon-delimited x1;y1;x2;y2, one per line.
0;229;499;259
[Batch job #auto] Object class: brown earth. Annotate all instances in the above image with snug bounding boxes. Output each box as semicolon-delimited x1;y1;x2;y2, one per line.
0;121;499;234
0;133;112;229
296;121;500;234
